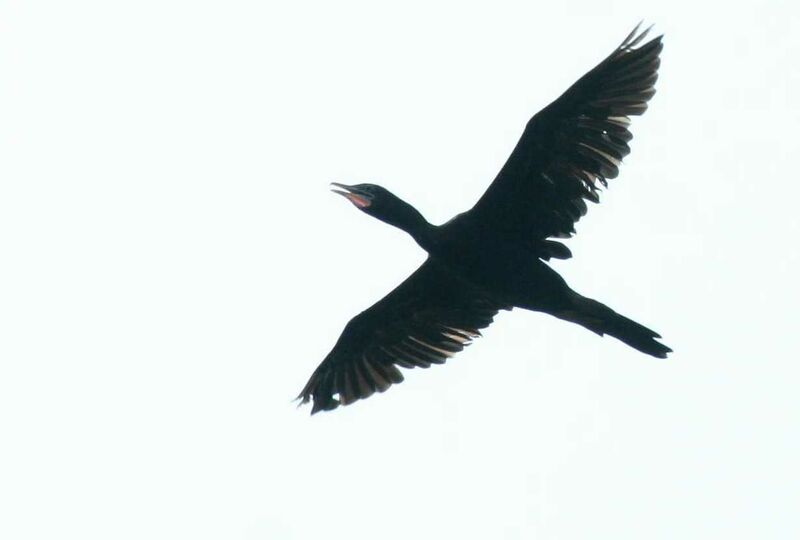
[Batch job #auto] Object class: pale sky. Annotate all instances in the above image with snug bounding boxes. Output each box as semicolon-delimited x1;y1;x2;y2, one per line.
2;1;799;539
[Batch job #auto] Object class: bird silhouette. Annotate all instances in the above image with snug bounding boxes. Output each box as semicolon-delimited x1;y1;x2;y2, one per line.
298;24;670;414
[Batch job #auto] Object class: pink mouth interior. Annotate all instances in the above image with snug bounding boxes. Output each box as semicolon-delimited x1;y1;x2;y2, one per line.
345;193;371;208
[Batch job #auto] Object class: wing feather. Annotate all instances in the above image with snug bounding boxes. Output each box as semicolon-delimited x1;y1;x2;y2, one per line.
298;259;509;414
470;24;663;245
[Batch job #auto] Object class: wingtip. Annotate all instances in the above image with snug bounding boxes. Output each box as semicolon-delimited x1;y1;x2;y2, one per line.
297;384;344;415
294;393;313;416
652;342;673;359
620;21;659;50
310;397;341;415
621;20;644;46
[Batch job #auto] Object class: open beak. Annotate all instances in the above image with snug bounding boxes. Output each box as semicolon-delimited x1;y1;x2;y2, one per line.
330;182;372;208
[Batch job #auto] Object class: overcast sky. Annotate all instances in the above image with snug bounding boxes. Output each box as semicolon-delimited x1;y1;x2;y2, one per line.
2;1;799;539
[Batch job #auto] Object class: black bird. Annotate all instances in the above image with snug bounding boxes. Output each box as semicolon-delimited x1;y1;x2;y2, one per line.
298;24;670;414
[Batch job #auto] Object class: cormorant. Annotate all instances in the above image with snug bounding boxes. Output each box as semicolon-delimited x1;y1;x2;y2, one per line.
298;24;670;414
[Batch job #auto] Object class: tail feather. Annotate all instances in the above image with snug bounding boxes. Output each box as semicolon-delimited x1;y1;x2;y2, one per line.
556;295;672;358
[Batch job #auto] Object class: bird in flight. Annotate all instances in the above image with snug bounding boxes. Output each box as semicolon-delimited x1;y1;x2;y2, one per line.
298;24;670;414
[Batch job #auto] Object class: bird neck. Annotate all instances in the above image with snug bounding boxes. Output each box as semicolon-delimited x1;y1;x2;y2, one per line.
407;216;438;252
380;200;437;251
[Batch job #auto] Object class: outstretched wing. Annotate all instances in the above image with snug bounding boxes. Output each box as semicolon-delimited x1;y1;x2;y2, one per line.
470;24;663;245
298;258;510;414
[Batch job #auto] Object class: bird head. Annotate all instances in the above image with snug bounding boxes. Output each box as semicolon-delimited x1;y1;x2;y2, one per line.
330;182;402;217
330;182;429;236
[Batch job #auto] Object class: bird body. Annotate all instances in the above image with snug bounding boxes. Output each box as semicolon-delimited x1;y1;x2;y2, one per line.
299;24;671;414
430;214;568;307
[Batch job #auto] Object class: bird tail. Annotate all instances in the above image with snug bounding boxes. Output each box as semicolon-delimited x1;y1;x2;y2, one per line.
555;293;672;358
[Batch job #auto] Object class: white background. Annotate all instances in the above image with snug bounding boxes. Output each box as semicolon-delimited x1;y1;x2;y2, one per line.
2;1;798;538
